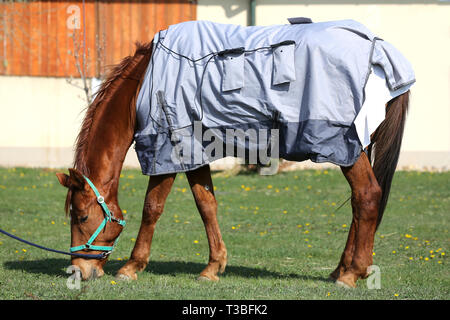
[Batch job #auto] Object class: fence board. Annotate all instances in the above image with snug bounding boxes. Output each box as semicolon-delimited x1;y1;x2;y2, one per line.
0;0;196;77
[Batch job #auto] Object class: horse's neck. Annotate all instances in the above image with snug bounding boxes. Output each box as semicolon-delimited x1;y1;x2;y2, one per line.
78;46;151;195
84;97;135;191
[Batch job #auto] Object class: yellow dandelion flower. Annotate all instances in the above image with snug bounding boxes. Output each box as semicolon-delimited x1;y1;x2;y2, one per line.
283;210;287;214
193;240;199;244
110;281;117;285
424;257;429;261
22;249;27;253
394;293;399;297
267;185;273;189
51;221;55;225
405;234;412;238
122;210;127;214
342;224;347;228
372;252;376;256
232;226;236;230
392;250;396;254
245;187;251;191
441;252;445;256
409;257;413;260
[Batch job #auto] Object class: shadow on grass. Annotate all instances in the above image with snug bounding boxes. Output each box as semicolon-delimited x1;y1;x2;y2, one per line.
142;260;329;283
3;258;330;283
3;258;70;277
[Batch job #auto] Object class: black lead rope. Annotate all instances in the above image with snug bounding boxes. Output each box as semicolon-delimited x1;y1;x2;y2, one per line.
0;228;107;259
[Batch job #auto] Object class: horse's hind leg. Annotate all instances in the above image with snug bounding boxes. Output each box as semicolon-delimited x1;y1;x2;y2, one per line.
186;165;227;281
329;221;356;280
334;152;381;288
116;173;176;280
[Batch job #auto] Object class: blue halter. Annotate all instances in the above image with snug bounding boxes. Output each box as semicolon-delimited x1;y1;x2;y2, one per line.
69;176;126;256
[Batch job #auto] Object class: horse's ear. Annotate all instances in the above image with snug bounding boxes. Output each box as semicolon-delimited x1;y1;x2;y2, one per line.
56;172;70;188
56;169;86;190
68;168;87;191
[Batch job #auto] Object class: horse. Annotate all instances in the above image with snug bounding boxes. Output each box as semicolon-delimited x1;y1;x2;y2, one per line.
56;41;410;289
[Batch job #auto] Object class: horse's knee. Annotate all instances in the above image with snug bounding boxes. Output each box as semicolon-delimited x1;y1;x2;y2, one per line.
142;201;164;224
197;198;218;217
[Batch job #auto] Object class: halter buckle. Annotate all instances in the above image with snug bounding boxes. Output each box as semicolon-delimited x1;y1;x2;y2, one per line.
97;196;105;204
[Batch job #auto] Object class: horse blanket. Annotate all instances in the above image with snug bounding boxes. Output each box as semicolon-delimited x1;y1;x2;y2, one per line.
135;19;415;176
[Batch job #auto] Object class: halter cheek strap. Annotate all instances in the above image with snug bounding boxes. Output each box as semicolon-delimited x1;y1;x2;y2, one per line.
70;176;126;255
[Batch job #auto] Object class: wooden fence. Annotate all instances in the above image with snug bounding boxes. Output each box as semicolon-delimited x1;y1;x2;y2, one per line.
0;0;196;77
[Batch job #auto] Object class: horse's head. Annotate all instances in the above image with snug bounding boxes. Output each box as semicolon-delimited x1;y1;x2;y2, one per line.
56;168;125;280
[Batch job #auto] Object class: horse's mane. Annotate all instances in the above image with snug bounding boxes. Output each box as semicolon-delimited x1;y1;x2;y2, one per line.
73;42;152;176
64;42;152;214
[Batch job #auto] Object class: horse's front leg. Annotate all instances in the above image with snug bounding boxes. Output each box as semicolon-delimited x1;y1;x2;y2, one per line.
334;152;381;288
116;173;176;280
186;165;227;281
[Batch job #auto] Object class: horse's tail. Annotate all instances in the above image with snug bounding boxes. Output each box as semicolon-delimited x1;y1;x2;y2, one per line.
368;91;410;229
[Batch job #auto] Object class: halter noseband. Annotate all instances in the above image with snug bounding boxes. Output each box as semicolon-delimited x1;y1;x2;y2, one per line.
69;176;126;257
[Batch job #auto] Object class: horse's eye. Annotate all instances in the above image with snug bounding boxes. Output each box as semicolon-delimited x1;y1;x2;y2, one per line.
79;215;89;223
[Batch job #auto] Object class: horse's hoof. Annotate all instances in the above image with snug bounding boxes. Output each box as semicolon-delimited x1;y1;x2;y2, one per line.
116;272;137;281
335;280;354;289
197;275;219;282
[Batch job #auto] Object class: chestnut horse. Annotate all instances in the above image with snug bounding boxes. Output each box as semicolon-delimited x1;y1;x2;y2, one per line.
56;42;409;288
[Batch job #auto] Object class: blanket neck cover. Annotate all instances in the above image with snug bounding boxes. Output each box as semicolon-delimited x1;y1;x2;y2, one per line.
135;19;415;176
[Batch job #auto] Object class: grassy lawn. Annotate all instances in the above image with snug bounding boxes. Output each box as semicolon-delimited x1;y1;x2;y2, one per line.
0;167;448;300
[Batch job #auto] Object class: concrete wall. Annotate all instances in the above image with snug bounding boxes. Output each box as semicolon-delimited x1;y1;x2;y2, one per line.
0;0;449;170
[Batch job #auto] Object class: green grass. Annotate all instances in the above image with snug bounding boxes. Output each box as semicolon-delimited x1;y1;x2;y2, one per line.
0;167;448;300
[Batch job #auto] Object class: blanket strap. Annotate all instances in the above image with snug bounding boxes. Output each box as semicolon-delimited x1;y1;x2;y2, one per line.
156;90;185;170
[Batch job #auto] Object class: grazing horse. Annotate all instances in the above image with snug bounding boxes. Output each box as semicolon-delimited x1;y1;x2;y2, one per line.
56;40;410;288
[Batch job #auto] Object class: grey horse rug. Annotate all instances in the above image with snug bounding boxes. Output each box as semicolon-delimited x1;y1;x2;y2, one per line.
135;19;415;176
